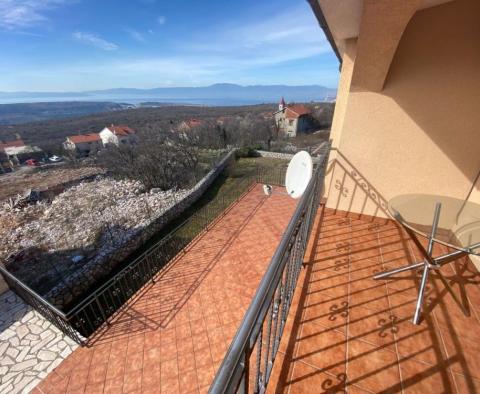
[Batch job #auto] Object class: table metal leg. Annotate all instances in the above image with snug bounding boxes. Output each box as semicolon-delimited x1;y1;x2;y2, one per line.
374;202;477;324
413;263;430;324
373;261;424;280
375;202;444;325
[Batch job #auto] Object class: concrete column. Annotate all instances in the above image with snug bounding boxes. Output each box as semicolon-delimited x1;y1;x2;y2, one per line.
324;38;357;206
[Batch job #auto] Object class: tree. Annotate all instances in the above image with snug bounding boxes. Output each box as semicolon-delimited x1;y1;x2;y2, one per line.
97;127;201;190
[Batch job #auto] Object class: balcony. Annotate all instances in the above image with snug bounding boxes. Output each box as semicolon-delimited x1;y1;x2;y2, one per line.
267;208;480;393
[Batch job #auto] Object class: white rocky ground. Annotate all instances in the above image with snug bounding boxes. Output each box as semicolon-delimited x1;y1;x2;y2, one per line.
0;177;187;276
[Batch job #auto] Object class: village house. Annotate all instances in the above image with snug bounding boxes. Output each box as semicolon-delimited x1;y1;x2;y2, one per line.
273;98;312;137
0;138;25;152
0;139;25;172
5;145;44;166
63;133;103;156
99;124;138;146
178;118;205;133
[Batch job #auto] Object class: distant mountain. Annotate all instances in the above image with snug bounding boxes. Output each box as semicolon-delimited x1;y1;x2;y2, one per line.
0;83;336;105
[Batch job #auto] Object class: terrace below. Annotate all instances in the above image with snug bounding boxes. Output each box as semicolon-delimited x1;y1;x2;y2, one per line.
34;183;297;393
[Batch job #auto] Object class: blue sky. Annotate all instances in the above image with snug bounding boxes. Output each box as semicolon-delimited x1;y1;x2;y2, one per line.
0;0;339;92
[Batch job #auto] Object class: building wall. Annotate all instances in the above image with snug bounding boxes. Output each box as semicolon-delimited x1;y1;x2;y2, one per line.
99;128;137;146
76;141;102;153
326;0;480;220
99;128;118;145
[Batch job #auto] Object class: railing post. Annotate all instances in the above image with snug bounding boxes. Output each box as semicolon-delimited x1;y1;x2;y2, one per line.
94;294;110;326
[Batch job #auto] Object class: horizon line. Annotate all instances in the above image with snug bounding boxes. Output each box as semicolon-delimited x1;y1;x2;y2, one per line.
0;82;338;95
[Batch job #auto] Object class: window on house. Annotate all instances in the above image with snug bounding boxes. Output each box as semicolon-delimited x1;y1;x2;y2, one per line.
289;120;294;125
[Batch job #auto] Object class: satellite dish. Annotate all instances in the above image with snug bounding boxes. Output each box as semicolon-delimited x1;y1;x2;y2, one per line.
285;151;313;199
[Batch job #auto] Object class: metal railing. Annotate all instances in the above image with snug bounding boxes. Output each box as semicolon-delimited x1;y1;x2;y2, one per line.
209;146;330;393
0;162;288;345
0;267;86;344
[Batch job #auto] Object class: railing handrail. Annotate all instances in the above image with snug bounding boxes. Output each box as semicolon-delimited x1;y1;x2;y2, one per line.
65;215;188;317
0;264;68;319
209;149;329;392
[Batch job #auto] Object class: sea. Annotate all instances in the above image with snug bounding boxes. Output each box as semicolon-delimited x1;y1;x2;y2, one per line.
0;95;272;106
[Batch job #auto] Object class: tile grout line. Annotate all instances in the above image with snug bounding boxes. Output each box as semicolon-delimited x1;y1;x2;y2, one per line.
345;218;352;392
378;225;405;394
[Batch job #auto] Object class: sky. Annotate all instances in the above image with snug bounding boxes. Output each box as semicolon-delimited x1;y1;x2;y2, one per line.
0;0;339;92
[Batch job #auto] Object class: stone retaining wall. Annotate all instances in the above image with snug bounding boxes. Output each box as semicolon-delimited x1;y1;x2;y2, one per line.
46;149;236;307
0;263;8;295
255;150;322;163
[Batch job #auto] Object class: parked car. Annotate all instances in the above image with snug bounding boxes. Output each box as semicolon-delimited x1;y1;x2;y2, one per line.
25;159;40;166
49;155;63;162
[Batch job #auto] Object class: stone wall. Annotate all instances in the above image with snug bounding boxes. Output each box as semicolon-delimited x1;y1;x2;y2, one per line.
0;263;8;295
45;149;236;308
255;150;296;160
255;150;322;163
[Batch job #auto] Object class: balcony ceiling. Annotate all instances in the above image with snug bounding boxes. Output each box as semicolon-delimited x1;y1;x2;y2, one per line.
318;0;455;58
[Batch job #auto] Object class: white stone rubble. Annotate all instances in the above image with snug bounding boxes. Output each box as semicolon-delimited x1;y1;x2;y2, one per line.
0;177;187;262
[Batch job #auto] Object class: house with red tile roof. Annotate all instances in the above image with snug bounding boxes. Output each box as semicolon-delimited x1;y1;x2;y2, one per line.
178;118;205;132
0;140;24;173
99;124;138;146
273;98;313;137
63;133;103;156
0;138;25;153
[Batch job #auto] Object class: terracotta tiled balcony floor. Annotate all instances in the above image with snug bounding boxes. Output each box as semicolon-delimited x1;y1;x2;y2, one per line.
34;184;297;394
269;207;480;393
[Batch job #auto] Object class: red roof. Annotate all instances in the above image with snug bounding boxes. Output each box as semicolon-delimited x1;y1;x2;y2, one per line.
180;119;204;130
107;125;136;136
0;139;24;152
285;104;311;119
68;133;101;144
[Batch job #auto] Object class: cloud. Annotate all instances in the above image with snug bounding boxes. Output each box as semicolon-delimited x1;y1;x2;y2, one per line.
73;31;119;51
157;15;166;25
125;27;145;43
178;3;330;67
0;2;338;90
0;0;72;30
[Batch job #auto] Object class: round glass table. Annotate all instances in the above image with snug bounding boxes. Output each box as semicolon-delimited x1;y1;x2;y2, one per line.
374;194;480;324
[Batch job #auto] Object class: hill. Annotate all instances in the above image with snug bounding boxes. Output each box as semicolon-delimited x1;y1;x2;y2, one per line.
0;83;336;105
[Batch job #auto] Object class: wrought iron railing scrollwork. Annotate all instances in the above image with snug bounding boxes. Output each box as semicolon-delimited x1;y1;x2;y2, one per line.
209;145;330;394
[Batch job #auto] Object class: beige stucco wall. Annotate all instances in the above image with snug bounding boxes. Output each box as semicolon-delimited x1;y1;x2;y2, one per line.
326;0;480;221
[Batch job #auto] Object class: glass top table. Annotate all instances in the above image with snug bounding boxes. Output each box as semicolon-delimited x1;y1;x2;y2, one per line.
388;194;480;256
376;193;480;325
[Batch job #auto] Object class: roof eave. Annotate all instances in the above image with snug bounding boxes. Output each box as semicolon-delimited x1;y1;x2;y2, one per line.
307;0;342;65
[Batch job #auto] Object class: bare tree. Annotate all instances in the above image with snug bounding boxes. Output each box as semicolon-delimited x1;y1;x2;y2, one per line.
98;127;201;191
